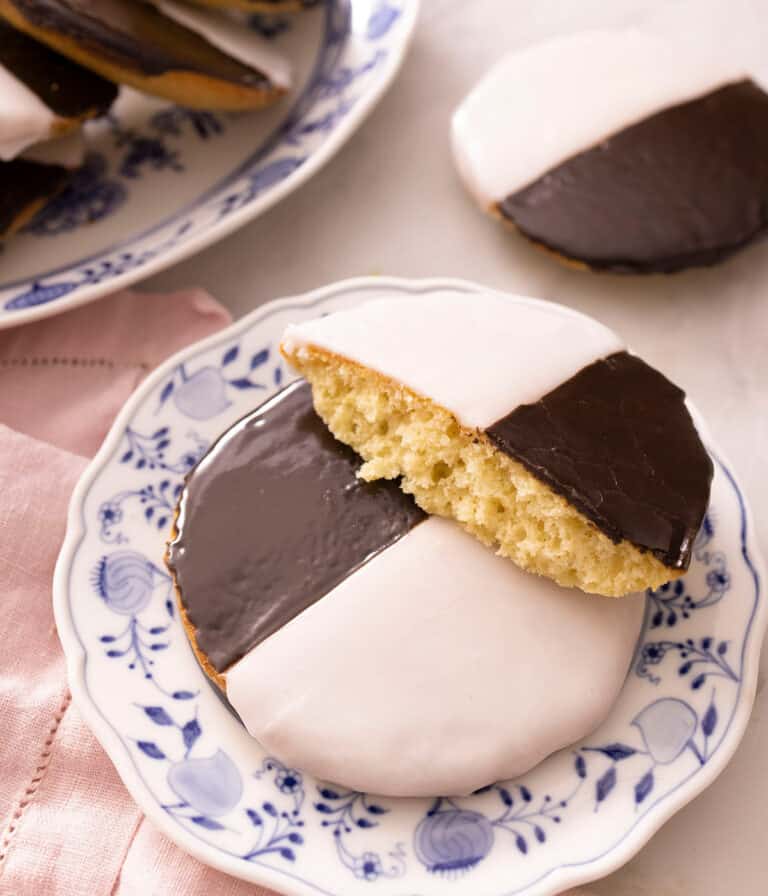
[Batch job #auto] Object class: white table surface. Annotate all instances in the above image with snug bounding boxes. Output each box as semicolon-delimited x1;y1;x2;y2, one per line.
143;1;768;892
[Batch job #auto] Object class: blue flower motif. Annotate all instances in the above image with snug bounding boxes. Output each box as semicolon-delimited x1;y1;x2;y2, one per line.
706;568;730;591
98;502;123;529
354;851;383;881
415;809;494;875
167;749;243;817
94;550;155;615
640;642;668;666
275;767;303;794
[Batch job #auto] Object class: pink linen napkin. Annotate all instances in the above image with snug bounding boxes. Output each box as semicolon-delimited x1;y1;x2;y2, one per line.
0;287;595;896
0;288;272;895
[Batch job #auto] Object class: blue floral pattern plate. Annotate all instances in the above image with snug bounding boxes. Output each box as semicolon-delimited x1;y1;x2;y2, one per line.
0;1;417;329
54;277;766;895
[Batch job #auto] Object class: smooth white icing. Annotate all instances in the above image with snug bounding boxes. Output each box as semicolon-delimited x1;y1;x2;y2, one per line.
227;517;644;797
153;0;292;90
23;131;85;169
282;290;623;429
451;29;748;204
0;64;56;162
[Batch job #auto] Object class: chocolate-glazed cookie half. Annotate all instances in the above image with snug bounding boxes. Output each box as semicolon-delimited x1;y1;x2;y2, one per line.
486;352;714;567
0;21;117;123
499;81;768;273
165;380;425;684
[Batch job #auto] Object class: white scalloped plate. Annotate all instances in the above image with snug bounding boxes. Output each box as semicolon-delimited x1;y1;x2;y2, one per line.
55;277;766;895
0;1;417;329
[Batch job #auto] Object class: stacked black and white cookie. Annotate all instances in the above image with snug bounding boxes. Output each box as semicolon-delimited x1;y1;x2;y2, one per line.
283;291;714;596
0;0;298;239
166;290;712;797
453;30;768;273
0;23;116;238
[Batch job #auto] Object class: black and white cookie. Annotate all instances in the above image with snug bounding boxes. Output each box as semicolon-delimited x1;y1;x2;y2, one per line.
166;380;644;797
0;0;291;110
453;30;768;273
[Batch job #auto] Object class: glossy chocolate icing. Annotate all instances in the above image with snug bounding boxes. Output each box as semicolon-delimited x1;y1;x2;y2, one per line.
0;157;69;236
7;0;271;85
0;21;116;118
499;81;768;273
487;351;713;568
166;380;426;673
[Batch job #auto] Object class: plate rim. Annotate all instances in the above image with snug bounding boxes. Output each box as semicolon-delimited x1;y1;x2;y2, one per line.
0;1;420;331
53;275;767;895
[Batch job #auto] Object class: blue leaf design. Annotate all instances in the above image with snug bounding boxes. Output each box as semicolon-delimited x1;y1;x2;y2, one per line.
319;788;340;799
172;690;195;700
137;741;165;760
190;815;225;830
144;706;174;726
247;157;303;195
263;801;277;817
250;348;269;369
106;649;127;658
702;701;718;736
166;599;175;618
159;380;174;404
520;785;532;802
246;808;262;826
717;641;728;655
274;367;283;386
150;642;169;651
145;507;154;520
515;834;528;854
182;718;202;750
534;825;546;843
595;743;636;761
120;450;133;463
678;662;692;675
634;770;654;804
314;802;332;813
356;818;374;828
367;3;400;39
280;848;295;861
100;635;116;643
575;754;587;779
692;674;707;690
596;766;616;803
701;636;713;650
153;427;169;439
149;626;168;635
367;804;386;814
222;345;239;366
228;377;263;390
499;787;513;807
288;832;303;844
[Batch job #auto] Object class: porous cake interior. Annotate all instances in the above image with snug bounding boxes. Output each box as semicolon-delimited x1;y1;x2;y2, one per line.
287;346;676;597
